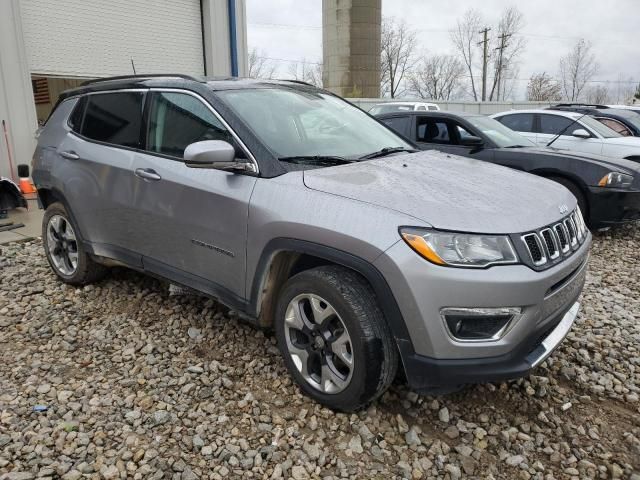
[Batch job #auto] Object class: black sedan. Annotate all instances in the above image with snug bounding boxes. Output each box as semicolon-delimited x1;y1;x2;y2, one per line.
376;110;640;229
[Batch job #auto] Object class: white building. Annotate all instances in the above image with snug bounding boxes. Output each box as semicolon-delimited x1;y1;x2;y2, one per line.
0;0;248;179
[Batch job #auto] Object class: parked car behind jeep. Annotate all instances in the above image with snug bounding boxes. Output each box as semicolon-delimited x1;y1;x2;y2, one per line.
33;76;590;411
376;110;640;228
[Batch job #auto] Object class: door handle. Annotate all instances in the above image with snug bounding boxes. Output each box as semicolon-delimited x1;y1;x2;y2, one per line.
134;168;162;181
59;150;79;160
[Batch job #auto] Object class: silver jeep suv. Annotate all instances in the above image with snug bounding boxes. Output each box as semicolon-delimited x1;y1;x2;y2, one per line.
32;75;590;411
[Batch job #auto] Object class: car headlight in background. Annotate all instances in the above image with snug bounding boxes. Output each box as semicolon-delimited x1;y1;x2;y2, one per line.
598;172;633;188
400;228;519;268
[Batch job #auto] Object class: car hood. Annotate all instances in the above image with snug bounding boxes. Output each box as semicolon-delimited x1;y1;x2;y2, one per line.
518;146;640;173
303;150;576;234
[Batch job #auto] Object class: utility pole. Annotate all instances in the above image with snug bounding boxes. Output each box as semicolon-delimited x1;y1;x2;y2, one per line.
494;33;511;101
478;27;491;101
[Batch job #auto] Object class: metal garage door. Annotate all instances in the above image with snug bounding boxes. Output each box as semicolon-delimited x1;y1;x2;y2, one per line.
20;0;205;78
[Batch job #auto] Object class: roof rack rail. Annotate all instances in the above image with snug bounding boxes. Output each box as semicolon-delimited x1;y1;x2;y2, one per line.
81;74;200;86
552;103;609;109
277;78;315;87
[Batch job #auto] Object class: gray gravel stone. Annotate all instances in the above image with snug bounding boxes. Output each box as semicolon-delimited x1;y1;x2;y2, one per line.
1;233;639;479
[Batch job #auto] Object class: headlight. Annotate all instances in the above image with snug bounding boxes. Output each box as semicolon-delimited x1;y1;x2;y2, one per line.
598;172;633;188
399;228;519;268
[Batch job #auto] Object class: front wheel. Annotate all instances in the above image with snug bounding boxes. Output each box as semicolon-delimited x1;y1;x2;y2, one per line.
274;266;398;411
548;177;589;225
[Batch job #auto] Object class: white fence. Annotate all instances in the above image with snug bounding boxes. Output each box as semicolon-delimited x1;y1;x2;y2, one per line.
348;98;555;115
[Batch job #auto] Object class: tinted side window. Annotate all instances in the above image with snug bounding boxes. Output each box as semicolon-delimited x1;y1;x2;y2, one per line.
497;113;534;133
539;114;575;135
381;116;411;136
68;97;87;133
81;92;143;148
147;92;234;158
416;118;451;144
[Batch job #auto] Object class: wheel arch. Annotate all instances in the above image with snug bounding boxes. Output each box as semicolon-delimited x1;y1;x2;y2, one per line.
530;168;590;212
37;187;87;242
249;238;413;355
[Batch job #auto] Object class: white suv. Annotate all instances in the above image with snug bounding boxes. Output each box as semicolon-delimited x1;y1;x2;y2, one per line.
369;101;440;115
492;109;640;160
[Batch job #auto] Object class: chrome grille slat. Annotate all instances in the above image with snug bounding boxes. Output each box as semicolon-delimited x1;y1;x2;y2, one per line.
521;233;547;266
540;228;559;259
521;208;586;268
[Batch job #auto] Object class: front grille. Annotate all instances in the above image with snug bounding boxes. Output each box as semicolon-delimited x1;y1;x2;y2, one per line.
521;208;587;268
554;223;569;253
523;233;545;265
541;229;559;259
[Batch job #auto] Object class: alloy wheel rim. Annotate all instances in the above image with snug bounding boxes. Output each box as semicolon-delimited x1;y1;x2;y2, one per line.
46;214;78;276
284;293;354;394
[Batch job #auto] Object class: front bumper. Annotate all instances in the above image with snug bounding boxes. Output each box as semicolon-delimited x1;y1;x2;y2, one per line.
399;301;580;391
587;187;640;227
375;233;590;391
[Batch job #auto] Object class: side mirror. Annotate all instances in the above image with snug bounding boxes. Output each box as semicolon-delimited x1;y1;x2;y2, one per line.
571;128;591;139
184;140;255;172
460;135;484;147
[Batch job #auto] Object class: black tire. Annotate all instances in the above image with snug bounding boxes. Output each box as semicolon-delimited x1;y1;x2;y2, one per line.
274;265;398;411
549;177;589;224
42;202;107;285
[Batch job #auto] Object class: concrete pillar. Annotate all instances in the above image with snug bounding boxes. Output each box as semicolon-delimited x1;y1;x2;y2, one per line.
322;0;381;98
0;0;38;180
202;0;248;77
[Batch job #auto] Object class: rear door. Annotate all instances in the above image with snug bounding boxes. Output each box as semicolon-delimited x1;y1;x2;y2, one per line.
494;113;537;143
538;113;604;155
130;90;257;300
56;90;145;265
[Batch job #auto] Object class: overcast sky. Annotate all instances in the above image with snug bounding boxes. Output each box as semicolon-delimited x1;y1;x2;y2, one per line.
246;0;640;100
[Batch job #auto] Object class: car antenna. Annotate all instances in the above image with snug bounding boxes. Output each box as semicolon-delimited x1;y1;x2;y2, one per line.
130;58;137;75
546;113;587;148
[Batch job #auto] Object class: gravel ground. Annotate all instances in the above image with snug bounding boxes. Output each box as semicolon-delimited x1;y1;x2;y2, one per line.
1;227;639;480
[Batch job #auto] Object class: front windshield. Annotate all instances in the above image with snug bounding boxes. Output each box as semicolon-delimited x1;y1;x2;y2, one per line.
217;88;413;159
580;115;622;138
369;104;415;115
466;115;536;148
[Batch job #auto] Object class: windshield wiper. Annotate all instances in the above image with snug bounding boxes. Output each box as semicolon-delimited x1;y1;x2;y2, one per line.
359;146;418;160
278;155;356;165
504;145;530;148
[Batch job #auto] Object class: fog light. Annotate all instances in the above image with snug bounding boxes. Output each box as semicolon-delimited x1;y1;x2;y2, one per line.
440;307;522;342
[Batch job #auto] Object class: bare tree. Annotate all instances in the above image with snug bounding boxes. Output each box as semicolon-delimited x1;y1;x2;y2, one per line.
450;9;483;101
409;54;465;100
559;39;598;101
488;7;526;101
527;72;562;101
248;48;277;79
288;60;323;88
612;74;636;104
380;17;418;98
586;84;610;104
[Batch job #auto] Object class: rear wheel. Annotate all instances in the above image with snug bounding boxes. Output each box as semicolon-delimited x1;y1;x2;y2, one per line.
42;202;107;285
274;266;398;411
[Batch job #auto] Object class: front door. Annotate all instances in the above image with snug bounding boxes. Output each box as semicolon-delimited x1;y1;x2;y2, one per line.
131;90;257;300
536;113;604;155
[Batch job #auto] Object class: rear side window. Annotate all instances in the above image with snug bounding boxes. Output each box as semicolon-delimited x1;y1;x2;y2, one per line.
417;118;451;144
497;113;534;133
381;116;411;137
68;97;86;133
146;92;234;158
539;114;575;135
81;92;144;148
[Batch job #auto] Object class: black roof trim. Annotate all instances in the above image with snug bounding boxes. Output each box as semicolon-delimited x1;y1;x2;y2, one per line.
81;74;203;86
551;103;609;109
